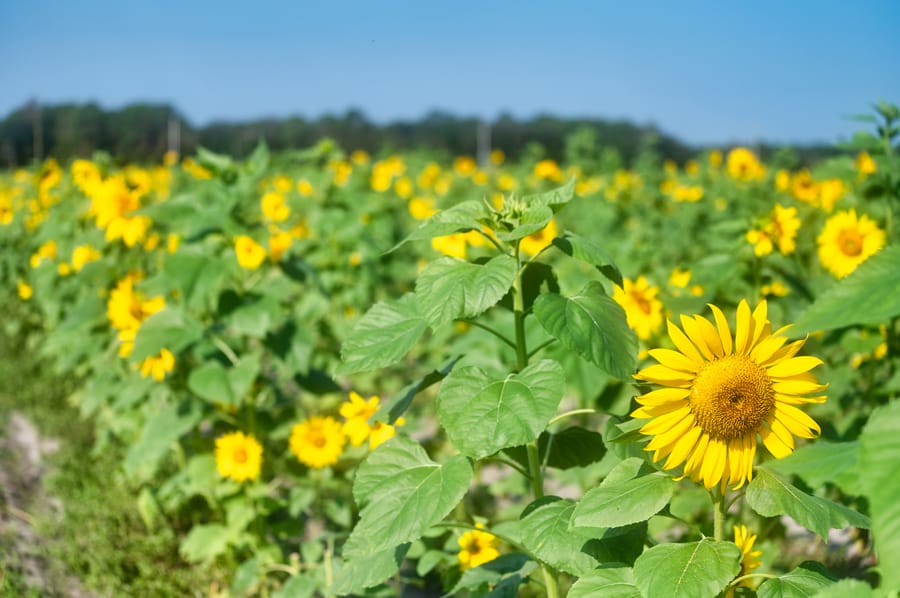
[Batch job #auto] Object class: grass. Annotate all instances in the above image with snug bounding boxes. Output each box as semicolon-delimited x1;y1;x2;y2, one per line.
0;301;224;597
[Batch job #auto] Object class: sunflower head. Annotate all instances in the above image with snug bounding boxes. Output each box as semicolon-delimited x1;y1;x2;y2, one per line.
289;416;346;469
632;300;826;491
215;431;263;483
817;209;885;278
457;524;500;570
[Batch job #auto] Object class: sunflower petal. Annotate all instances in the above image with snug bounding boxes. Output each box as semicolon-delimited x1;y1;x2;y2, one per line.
766;356;824;378
666;319;704;364
734;300;753;355
749;334;788;363
749;300;769;350
773;392;827;405
639;405;693;435
680;315;716;360
663;425;702;470
772;378;828;395
708;303;733;356
773;403;821;438
692;314;725;357
701;437;728;489
683;432;710;480
631;400;687;419
760;423;793;458
647;413;697;454
648;348;699;373
635;387;691;406
635;364;694;386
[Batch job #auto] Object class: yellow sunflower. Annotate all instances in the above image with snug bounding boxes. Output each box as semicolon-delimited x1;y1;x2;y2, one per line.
234;235;267;270
817;209;885;278
215;431;263;482
289;416;346;469
519;218;558;257
457;524;500;570
733;524;762;585
613;276;664;340
340;391;381;447
632;300;826;491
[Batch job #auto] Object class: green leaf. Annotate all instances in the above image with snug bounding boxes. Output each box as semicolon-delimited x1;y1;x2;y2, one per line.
451;553;535;596
392;200;488;251
551;232;623;286
632;539;741;598
507;426;607;471
437;360;565;459
415;255;517;327
228;294;283;338
756;561;836;598
496;205;553;241
330;544;409;596
130;307;204;361
812;578;874;597
572;470;675;529
187;356;260;407
793;245;900;334
124;400;203;480
859;399;900;593
337;293;428;374
568;566;641;598
746;468;870;540
521;178;575;211
764;441;860;496
180;523;230;563
162;251;230;311
377;356;461;424
272;572;319;598
534;282;637;380
519;497;601;576
230;557;261;596
344;437;472;558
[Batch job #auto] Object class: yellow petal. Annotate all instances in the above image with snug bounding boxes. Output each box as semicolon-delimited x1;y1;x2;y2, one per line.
734;300;753;355
773;403;821;439
761;338;805;366
701;438;728;489
639;405;693;435
760;423;793;458
680;314;715;360
683;432;710;478
631;400;687;419
634;364;694;386
692;314;724;357
774;392;827;405
749;334;788;363
635;387;691;406
749;300;769;350
768;417;797;451
648;348;698;373
647;413;698;454
663;425;702;470
666;319;704;365
708;303;733;356
766;356;824;378
773;378;828;395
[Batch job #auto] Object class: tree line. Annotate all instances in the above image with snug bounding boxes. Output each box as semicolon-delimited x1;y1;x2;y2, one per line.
0;101;836;168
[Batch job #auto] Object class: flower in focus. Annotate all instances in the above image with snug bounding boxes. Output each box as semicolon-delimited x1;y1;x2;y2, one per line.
613;276;664;340
139;348;175;381
289;416;346;468
215;431;263;482
518;219;558;257
817;209;885;278
235;235;267;270
458;524;500;570
632;300;826;491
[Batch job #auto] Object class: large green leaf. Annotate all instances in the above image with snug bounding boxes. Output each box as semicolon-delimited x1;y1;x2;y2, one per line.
330;544;409;596
551;232;623;286
124;400;203;480
519;497;600;576
568;566;641;598
392;200;488;251
337;293;428;374
632;539;741;598
746;468;870;540
162;251;230;311
343;437;472;558
415;255;517;327
793;244;900;334
131;307;204;361
859;399;900;593
572;461;675;529
756;561;836;598
437;360;565;459
506;426;607;471
534;282;637;380
764;441;860;496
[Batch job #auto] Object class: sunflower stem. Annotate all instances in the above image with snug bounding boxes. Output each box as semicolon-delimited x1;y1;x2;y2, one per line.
713;487;727;542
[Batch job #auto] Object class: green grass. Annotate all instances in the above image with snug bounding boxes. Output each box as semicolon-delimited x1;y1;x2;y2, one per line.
0;301;224;597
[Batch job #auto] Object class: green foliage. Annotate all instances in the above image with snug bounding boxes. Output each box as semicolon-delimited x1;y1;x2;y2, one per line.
632;539;742;598
756;561;836;598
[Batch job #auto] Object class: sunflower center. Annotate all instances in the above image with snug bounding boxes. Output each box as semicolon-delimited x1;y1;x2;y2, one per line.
310;433;327;448
233;448;248;464
837;229;862;256
630;291;652;314
690;355;775;440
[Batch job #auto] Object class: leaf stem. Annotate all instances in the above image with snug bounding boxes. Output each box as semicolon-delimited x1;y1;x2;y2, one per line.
526;338;558;360
712;487;726;542
548;408;596;427
462;320;517;350
211;334;240;366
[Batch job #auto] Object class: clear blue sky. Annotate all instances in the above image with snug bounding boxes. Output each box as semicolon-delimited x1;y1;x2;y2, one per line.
2;1;899;145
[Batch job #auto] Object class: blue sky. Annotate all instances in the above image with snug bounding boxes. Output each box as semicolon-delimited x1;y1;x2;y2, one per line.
2;1;899;145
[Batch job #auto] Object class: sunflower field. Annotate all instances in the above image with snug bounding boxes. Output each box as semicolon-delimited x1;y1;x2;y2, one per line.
1;102;899;598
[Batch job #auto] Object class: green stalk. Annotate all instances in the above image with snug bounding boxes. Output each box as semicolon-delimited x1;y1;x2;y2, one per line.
712;488;726;542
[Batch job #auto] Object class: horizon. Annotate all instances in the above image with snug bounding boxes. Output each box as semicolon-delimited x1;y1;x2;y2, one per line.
2;1;899;147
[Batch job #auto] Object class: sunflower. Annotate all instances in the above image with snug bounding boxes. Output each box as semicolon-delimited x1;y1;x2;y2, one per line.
457;524;500;570
289;416;346;469
234;235;267;270
613;276;664;340
215;431;263;482
340;391;381;447
139;348;175;381
733;524;762;584
817;209;885;278
631;300;826;491
519;218;558;257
